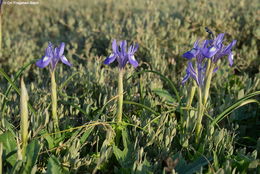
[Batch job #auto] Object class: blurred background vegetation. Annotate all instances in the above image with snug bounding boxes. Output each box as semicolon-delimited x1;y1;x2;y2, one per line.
0;0;259;173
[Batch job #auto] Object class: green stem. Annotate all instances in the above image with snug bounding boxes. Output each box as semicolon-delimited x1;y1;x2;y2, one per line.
205;59;211;76
187;83;196;108
185;82;196;127
195;60;215;142
117;69;124;123
51;71;59;131
203;62;215;106
195;86;203;142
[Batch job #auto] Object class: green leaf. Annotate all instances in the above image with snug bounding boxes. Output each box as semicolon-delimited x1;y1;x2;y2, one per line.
47;156;63;174
22;140;40;174
80;126;94;144
238;89;244;99
0;131;17;166
176;156;212;174
10;160;23;174
0;68;37;116
211;91;260;126
152;88;175;103
1;61;34;116
123;100;159;115
42;131;55;149
248;160;259;169
113;130;133;169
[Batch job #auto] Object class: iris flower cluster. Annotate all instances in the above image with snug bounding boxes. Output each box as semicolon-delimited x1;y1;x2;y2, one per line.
35;33;235;139
182;33;236;87
35;39;139;126
181;32;236;141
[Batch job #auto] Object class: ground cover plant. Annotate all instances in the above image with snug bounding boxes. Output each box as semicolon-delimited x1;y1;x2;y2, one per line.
0;0;259;173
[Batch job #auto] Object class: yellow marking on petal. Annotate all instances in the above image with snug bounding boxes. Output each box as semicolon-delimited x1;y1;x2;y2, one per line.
209;47;216;52
131;55;136;60
62;56;68;61
43;56;49;62
109;53;114;58
230;54;233;60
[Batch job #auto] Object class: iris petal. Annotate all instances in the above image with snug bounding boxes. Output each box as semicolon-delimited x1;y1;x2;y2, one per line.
183;51;194;59
36;56;51;68
187;62;197;78
202;46;218;58
45;43;54;58
128;55;139;68
132;43;139;53
187;62;199;85
182;72;190;85
112;40;118;54
193;40;199;49
58;42;65;57
214;33;225;46
223;40;237;54
104;54;116;65
228;52;234;66
60;55;72;67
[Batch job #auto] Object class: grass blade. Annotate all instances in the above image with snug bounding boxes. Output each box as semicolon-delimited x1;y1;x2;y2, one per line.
1;60;35;115
127;70;180;103
123;100;160;115
210;91;260;126
0;68;37;116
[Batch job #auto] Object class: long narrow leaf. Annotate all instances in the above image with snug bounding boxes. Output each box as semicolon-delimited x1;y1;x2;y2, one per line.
127;70;180;103
123;100;160;115
0;68;37;115
210;91;260;126
1;60;35;115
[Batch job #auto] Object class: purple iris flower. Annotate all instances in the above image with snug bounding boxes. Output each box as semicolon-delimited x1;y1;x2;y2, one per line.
104;39;139;69
36;42;72;71
182;40;200;60
182;62;206;87
201;33;225;58
182;40;207;86
212;39;237;66
184;33;236;67
182;32;236;86
183;40;209;63
201;33;236;66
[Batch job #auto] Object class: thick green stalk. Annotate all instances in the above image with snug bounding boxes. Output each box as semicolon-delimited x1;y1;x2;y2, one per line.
186;83;196;108
187;64;199;109
205;59;211;76
195;86;203;143
117;69;124;123
203;62;215;106
185;82;196;126
20;78;29;157
51;71;59;131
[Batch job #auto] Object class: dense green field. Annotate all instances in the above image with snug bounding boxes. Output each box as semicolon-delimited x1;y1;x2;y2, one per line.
0;0;259;173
